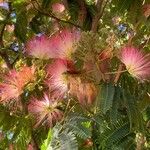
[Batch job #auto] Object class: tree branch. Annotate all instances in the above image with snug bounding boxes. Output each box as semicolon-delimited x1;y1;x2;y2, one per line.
91;0;108;32
77;0;87;27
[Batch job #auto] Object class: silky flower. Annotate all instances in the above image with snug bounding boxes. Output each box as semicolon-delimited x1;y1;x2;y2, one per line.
28;93;63;127
45;59;71;98
52;3;65;13
120;47;150;80
49;28;80;60
25;35;52;59
143;4;150;18
0;2;9;10
69;76;97;105
27;144;34;150
19;66;35;84
0;66;35;103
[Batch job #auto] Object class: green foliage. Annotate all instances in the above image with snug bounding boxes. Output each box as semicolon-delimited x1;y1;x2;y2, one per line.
78;31;101;54
90;112;136;150
114;0;135;12
99;121;131;149
29;15;43;34
42;0;52;9
68;0;80;22
41;129;53;150
110;86;122;123
13;2;28;42
65;114;91;139
0;105;31;150
43;125;78;150
0;0;149;149
98;83;115;114
56;129;78;150
123;91;144;131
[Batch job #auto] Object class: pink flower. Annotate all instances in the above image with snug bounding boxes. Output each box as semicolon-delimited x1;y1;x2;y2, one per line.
0;66;35;103
28;93;63;127
27;144;34;150
49;28;80;60
143;4;150;18
52;3;65;13
25;29;80;60
25;35;52;59
45;59;70;98
19;66;35;84
0;2;9;10
69;76;97;105
120;47;150;80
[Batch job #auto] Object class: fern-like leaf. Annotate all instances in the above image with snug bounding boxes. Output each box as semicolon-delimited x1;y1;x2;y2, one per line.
98;83;115;114
65;114;91;139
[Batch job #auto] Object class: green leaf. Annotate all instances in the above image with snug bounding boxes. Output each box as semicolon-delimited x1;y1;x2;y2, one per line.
13;0;28;5
66;122;91;139
0;105;31;150
114;0;135;13
41;129;53;150
59;130;78;150
110;86;122;124
98;120;132;149
105;123;130;148
29;15;42;34
98;83;115;114
123;91;144;131
127;0;142;24
14;8;28;42
65;114;91;139
50;125;78;150
67;0;79;22
42;0;51;9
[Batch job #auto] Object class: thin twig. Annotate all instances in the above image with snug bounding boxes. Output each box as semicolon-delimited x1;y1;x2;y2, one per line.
95;62;106;82
31;1;83;30
114;64;124;84
105;69;127;75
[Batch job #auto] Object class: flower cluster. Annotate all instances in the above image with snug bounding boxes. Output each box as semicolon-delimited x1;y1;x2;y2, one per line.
25;28;83;127
120;47;150;80
24;28;99;127
45;59;69;99
26;29;150;126
49;28;80;60
25;35;52;59
1;26;149;129
28;93;63;127
0;66;35;103
25;28;80;60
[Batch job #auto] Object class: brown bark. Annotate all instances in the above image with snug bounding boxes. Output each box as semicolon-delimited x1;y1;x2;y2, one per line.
77;0;87;26
91;0;108;32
